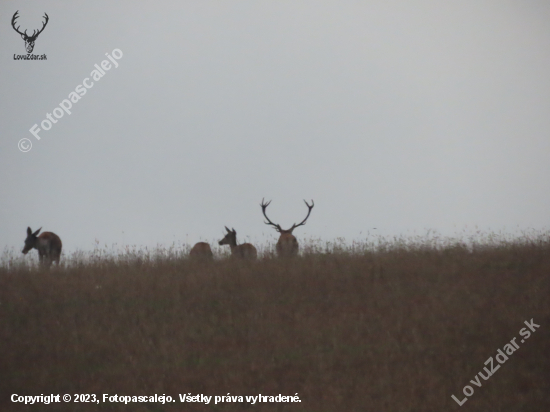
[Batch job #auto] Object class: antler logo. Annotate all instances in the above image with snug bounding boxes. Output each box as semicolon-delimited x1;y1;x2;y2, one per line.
11;11;49;54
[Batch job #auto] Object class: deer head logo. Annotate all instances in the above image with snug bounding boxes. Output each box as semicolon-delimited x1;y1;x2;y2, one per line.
11;11;49;54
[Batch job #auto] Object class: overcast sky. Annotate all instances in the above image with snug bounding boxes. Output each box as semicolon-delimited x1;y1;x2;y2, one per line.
2;1;550;254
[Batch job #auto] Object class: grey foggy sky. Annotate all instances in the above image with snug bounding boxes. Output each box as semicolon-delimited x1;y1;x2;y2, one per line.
1;1;550;253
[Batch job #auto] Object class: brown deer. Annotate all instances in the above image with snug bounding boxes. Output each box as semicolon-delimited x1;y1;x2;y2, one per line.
218;227;257;260
189;242;213;260
260;199;314;257
22;227;62;268
11;11;49;54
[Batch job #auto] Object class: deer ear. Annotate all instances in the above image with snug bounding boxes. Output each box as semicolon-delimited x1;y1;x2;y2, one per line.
225;226;231;233
232;228;236;234
33;227;42;236
27;227;32;236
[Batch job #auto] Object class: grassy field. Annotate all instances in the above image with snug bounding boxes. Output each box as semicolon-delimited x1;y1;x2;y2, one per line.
1;234;549;411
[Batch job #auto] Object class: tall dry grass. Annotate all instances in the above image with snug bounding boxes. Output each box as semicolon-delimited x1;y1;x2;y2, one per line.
1;232;549;411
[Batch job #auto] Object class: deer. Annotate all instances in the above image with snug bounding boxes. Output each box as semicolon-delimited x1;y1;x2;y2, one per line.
189;242;213;260
260;198;314;257
21;227;62;268
11;11;49;54
218;227;257;260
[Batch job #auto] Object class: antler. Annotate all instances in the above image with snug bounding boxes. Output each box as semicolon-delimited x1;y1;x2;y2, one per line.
31;13;49;39
11;11;25;36
260;198;282;232
11;11;49;39
289;200;314;231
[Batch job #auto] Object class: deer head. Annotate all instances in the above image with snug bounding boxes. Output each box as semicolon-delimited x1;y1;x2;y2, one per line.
260;198;314;256
12;11;49;54
22;226;42;254
219;227;238;247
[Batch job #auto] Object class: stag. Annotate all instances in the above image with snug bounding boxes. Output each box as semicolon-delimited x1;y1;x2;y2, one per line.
12;11;49;54
218;227;257;260
189;242;213;260
260;199;314;257
22;227;62;268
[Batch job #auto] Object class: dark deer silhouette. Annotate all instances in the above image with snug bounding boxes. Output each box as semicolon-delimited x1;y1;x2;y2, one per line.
189;242;213;261
22;227;62;268
261;199;314;257
218;227;257;260
12;11;49;54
